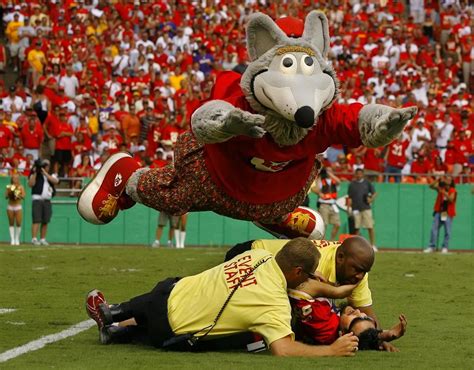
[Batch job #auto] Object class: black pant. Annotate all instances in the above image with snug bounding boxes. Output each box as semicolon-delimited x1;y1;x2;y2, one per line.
224;240;254;261
121;277;180;348
123;277;254;351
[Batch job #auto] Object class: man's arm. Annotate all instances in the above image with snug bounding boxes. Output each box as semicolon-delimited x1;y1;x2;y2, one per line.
42;168;59;185
310;179;322;195
28;173;36;188
378;314;407;342
270;334;358;357
298;279;358;299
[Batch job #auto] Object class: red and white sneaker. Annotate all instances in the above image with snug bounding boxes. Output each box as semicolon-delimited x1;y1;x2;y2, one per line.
86;289;108;329
77;152;141;224
254;206;326;239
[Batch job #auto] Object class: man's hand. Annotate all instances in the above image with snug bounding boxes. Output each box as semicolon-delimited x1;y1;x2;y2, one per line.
223;108;266;138
329;333;359;356
379;341;400;352
386;314;407;340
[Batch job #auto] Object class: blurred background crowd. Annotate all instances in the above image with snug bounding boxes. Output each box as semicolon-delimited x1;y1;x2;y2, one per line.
0;0;472;188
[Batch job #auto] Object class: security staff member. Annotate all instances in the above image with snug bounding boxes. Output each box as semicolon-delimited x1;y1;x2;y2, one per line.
86;238;359;356
312;168;341;239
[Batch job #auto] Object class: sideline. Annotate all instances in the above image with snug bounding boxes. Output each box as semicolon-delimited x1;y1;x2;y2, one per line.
0;320;95;363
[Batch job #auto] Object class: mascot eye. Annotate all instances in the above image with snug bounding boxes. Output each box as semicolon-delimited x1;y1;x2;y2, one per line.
280;54;297;74
301;55;315;75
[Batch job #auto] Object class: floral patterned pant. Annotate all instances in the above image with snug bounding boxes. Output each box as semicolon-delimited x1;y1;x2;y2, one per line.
136;132;321;223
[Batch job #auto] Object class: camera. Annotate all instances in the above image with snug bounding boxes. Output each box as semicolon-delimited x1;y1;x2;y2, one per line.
34;159;47;172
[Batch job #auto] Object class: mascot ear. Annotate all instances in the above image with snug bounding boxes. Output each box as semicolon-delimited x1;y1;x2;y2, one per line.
246;13;288;61
302;11;330;58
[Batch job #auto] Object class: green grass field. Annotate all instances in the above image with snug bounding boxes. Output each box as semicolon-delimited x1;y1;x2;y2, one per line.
0;244;473;369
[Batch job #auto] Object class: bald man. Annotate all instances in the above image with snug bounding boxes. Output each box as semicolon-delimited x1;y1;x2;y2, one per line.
225;237;378;324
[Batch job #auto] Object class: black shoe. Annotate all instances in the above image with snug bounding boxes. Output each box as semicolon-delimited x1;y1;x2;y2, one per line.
100;325;134;344
98;303;132;325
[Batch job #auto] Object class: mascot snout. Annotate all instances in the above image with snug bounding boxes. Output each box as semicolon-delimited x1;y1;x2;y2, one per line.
294;106;315;128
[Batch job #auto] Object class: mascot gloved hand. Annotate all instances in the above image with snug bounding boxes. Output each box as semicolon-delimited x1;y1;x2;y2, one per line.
78;11;416;240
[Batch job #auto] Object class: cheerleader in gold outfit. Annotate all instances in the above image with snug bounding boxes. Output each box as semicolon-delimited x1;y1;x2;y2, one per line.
5;174;25;245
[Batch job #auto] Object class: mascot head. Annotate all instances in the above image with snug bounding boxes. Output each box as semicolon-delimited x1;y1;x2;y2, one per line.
241;11;339;146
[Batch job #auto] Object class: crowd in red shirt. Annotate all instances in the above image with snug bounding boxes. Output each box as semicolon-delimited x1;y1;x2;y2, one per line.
0;0;472;185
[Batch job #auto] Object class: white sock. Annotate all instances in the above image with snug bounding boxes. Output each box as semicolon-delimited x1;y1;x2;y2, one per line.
180;231;186;248
174;230;180;248
15;226;21;245
9;226;15;244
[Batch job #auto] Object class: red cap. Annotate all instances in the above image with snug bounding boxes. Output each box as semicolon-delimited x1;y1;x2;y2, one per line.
275;16;304;38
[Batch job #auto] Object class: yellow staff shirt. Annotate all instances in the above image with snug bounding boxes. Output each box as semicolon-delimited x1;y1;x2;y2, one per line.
251;239;372;307
167;249;294;346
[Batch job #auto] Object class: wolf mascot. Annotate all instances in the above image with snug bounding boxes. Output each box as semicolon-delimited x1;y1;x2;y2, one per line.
78;11;416;238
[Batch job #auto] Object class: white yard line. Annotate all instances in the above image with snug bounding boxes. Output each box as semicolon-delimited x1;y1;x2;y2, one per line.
0;319;95;363
0;309;17;314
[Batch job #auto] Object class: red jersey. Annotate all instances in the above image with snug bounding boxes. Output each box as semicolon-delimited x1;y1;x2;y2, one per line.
102;133;123;154
55;121;74;150
411;158;431;174
0;125;13;148
386;140;409;168
161;124;180;143
200;72;363;204
21;123;44;149
289;290;339;345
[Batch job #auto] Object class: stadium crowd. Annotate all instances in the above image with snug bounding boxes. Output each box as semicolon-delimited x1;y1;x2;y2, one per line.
0;0;472;187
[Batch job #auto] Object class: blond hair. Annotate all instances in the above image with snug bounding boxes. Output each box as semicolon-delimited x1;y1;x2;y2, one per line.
275;238;320;275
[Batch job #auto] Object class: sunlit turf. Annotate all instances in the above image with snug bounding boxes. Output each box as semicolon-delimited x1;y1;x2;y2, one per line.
0;244;473;369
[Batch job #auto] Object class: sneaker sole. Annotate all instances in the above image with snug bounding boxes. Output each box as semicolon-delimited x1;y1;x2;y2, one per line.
98;303;114;326
85;289;105;328
77;152;132;225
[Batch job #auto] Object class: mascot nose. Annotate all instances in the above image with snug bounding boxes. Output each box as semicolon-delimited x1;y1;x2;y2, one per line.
294;106;315;128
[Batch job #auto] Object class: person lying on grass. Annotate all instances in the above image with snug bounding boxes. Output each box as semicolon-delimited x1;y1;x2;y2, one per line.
224;236;406;351
288;277;407;351
85;238;360;356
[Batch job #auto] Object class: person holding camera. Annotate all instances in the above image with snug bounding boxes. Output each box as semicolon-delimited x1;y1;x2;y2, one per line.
28;159;59;246
424;176;457;254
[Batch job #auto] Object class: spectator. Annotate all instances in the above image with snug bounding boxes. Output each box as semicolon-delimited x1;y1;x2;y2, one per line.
27;40;47;88
2;86;25;121
408;118;431;160
424;176;457;254
347;169;377;251
59;66;80;99
433;112;454;161
0;111;14;153
409;153;432;184
120;105;140;143
5;12;24;72
21;113;43;160
51;108;74;177
385;135;409;183
5;174;25;245
27;159;58;246
331;153;352;181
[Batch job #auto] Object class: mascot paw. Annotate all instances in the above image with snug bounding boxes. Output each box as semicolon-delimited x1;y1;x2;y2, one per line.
384;107;418;133
360;104;418;147
224;108;267;138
